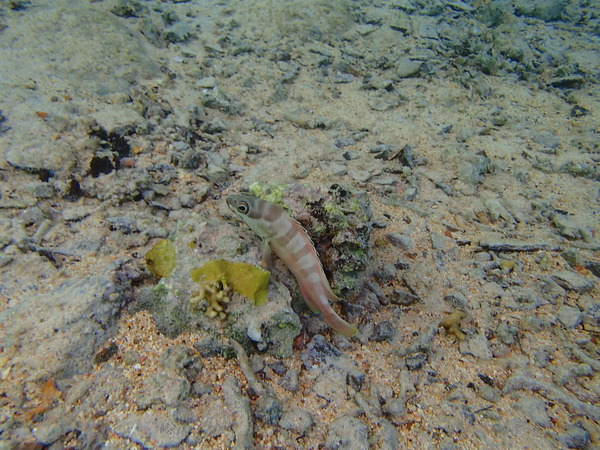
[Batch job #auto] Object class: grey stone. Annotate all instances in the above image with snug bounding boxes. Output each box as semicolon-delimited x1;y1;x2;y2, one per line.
405;352;428;370
160;345;202;378
279;409;314;436
199;399;232;437
557;425;590;449
557;305;582;329
514;397;551;428
163;22;194;43
222;376;253;449
325;416;369;450
0;263;132;378
370;321;396;342
138;372;191;408
32;410;74;445
495;322;518;345
383;398;406;418
390;289;420;306
374;264;397;283
552;214;582;239
279;368;300;392
551;271;594;293
112;411;191;448
396;58;422;78
444;292;468;310
514;0;565;22
552;363;592;386
348;169;372;183
254;395;283;425
386;233;414;251
459;333;493;359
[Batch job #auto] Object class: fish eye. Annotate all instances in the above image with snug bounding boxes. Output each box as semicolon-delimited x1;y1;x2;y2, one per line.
237;202;249;214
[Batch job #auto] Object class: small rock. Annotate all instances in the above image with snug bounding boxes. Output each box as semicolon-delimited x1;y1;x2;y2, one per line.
444;292;468;310
557;424;590;449
495;322;517;345
459;334;493;359
390;289;420;306
278;368;300;392
279;409;314;436
551;271;594;293
514;397;551;428
405;352;428;370
348;169;372;183
112;411;191;448
325;416;369;450
386;233;414;251
557;305;582;329
370;321;396;342
552;363;592;386
374;264;397;283
396;58;422;78
254;395;282;425
552;214;582;239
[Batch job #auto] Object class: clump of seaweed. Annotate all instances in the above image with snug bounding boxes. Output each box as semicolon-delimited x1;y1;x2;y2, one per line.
190;259;270;315
190;280;232;319
145;239;176;279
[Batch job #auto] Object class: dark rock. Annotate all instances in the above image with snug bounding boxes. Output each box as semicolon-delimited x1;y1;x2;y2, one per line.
94;342;119;364
405;352;427;370
370;321;396;342
390;289;420;306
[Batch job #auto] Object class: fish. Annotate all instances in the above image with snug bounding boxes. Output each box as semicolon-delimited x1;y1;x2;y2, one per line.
226;194;358;337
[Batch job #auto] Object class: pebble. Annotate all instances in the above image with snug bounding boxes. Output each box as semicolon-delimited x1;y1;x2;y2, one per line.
557;305;582;329
279;409;314;436
325;416;369;450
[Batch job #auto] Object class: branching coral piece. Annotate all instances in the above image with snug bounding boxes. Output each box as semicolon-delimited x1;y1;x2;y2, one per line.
190;280;232;319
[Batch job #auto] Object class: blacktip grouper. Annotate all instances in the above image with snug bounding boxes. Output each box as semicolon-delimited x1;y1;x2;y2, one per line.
227;194;358;337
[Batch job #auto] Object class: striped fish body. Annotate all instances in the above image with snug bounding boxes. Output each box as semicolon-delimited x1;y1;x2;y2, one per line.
227;194;358;337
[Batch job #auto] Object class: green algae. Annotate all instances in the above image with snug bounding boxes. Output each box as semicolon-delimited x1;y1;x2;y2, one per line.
190;259;270;306
249;182;287;206
145;239;176;279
